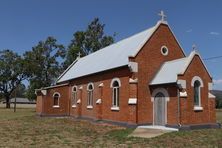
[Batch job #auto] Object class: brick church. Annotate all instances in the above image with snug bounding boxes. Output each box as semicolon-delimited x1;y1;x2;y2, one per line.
36;12;218;130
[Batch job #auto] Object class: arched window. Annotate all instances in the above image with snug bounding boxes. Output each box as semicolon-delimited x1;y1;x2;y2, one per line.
194;80;201;106
53;92;60;107
72;86;77;107
111;79;120;108
87;83;94;107
191;76;203;109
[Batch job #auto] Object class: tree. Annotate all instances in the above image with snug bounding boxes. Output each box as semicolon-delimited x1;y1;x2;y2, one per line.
64;18;115;68
24;37;65;100
0;50;28;108
11;83;26;98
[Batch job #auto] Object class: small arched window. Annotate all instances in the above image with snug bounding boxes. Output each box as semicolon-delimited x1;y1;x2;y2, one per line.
111;80;120;108
194;80;201;106
72;86;77;107
53;92;60;107
87;83;94;107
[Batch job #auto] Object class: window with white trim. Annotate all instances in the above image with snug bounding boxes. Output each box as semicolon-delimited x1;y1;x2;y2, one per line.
112;80;120;108
87;83;94;107
161;46;169;56
194;80;201;106
53;93;60;107
72;86;77;107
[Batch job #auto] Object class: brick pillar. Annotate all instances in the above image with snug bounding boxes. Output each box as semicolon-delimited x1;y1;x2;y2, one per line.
128;79;138;125
77;86;83;118
96;83;103;120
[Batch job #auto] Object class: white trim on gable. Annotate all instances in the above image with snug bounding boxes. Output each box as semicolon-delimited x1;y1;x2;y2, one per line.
180;50;212;78
131;21;186;57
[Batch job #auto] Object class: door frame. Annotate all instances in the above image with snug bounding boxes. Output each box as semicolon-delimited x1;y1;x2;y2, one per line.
151;88;169;126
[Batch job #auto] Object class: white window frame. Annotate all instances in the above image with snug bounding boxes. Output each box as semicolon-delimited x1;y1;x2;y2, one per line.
72;86;78;108
87;83;94;108
52;92;60;108
110;78;121;111
191;76;204;111
161;45;169;56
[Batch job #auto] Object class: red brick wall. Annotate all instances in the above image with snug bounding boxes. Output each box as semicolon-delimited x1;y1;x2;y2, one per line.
134;24;185;124
68;67;132;123
178;55;216;124
41;86;70;116
36;95;43;114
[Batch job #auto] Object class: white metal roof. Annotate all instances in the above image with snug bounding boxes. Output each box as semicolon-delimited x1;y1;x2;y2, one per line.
150;57;188;85
57;21;164;83
150;50;211;85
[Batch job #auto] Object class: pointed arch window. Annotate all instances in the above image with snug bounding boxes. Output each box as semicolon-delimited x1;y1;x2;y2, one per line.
72;86;77;107
191;76;203;110
194;80;201;106
87;83;94;108
53;92;60;107
111;78;121;110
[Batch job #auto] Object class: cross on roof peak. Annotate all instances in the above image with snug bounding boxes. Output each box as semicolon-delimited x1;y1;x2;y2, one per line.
77;52;81;59
192;44;197;51
158;10;167;22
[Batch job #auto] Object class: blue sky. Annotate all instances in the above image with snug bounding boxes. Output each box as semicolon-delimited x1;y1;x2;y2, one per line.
0;0;222;89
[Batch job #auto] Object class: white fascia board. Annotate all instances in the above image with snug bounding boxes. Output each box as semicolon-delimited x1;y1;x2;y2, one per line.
41;83;69;90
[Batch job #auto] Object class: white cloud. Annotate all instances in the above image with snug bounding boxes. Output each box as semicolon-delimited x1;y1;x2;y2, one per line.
213;79;222;84
186;29;192;33
210;32;220;35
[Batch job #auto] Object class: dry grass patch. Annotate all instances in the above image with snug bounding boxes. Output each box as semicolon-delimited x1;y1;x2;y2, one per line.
0;108;221;147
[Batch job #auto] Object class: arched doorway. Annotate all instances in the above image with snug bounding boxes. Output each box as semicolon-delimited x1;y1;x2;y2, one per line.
154;92;166;126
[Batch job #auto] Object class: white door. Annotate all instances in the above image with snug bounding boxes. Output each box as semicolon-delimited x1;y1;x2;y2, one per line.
154;92;166;126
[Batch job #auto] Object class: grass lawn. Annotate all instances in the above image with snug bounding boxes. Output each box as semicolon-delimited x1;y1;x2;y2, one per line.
0;108;221;148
